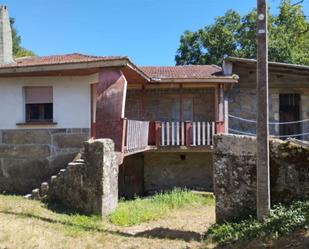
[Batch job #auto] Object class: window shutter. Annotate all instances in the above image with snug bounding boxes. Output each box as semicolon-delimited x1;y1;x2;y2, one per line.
25;87;53;104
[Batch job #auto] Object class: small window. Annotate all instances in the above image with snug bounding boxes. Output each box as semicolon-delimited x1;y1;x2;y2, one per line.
25;87;53;123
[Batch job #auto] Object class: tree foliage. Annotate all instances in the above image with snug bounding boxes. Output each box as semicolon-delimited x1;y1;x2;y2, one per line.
175;0;309;65
10;18;35;58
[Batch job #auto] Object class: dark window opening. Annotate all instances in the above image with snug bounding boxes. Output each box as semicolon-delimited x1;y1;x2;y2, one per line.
26;103;53;122
279;94;301;139
24;87;53;123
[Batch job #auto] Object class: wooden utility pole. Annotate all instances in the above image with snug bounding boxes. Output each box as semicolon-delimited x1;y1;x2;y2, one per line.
256;0;270;221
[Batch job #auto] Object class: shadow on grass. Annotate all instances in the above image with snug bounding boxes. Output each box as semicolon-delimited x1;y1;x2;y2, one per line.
0;210;103;233
1;210;203;242
43;198;88;216
130;227;203;242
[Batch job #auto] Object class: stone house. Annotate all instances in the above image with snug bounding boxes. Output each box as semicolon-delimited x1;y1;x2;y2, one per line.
0;6;237;196
1;5;308;198
224;57;309;140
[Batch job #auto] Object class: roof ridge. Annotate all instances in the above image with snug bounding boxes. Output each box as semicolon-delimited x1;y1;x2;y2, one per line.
139;64;217;68
211;64;222;70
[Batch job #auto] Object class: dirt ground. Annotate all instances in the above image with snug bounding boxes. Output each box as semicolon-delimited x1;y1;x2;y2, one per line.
0;196;215;249
1;195;309;249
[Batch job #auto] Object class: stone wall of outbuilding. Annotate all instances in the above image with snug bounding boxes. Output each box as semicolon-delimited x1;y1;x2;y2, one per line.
213;134;309;222
0;128;89;194
228;63;309;140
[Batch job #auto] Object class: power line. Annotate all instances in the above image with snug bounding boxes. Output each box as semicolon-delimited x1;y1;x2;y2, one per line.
291;0;304;6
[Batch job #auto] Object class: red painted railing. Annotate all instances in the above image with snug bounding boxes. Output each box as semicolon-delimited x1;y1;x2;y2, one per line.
149;120;225;147
93;119;225;156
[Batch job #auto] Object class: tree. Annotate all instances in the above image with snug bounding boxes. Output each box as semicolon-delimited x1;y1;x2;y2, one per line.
175;0;309;65
10;18;35;58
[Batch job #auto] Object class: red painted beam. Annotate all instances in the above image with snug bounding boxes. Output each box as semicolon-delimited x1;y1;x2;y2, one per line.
216;121;225;133
155;121;161;147
185;121;191;147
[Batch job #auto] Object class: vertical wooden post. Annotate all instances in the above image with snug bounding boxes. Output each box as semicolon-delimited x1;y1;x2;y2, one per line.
185;121;191;147
257;0;270;221
141;84;145;120
214;86;219;122
121;118;127;154
155;121;161;147
90;84;94;138
179;84;183;122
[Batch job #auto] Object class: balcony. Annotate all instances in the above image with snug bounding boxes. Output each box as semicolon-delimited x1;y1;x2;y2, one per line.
123;119;225;156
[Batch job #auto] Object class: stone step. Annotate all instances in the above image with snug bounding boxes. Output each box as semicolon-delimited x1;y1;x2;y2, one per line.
24;194;32;199
40;182;49;196
25;158;86;202
31;188;41;200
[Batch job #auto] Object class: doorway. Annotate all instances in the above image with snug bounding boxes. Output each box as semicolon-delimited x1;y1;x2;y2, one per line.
279;94;301;139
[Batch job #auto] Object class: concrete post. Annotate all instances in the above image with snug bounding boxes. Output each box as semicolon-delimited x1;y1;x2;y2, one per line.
256;0;270;220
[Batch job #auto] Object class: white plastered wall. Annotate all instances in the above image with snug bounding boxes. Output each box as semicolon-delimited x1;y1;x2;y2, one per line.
0;73;98;129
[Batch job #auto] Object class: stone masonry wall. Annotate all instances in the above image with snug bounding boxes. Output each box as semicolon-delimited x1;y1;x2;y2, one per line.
45;139;118;216
144;151;213;194
0;128;89;194
213;134;309;222
228;88;284;135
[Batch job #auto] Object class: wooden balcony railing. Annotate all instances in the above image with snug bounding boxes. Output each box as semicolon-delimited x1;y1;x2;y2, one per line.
150;120;225;147
125;119;149;153
93;118;225;158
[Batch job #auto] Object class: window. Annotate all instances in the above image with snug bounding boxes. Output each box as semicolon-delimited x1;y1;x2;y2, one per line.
24;87;53;123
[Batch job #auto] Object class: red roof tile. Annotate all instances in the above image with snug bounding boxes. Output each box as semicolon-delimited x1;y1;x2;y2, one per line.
0;53;230;81
140;65;223;79
0;53;127;68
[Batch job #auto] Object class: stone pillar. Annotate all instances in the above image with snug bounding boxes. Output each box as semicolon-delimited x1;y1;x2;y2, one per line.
83;139;118;217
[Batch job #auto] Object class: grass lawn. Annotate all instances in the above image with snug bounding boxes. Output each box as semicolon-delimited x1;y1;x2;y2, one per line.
110;188;214;226
0;189;215;249
1;191;308;248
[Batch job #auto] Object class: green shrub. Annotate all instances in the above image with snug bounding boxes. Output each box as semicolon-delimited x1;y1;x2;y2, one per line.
207;200;309;245
109;188;214;226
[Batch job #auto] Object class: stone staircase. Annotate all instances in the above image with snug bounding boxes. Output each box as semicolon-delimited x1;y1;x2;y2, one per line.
24;138;119;217
25;157;85;201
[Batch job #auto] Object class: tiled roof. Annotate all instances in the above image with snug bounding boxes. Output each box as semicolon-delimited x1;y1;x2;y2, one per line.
0;53;127;68
0;53;230;81
140;65;223;79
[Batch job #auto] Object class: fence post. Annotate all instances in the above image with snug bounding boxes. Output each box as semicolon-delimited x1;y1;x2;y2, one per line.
185;121;191;147
155;121;161;147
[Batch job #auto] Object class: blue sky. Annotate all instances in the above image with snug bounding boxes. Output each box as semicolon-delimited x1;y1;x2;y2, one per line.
2;0;309;65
